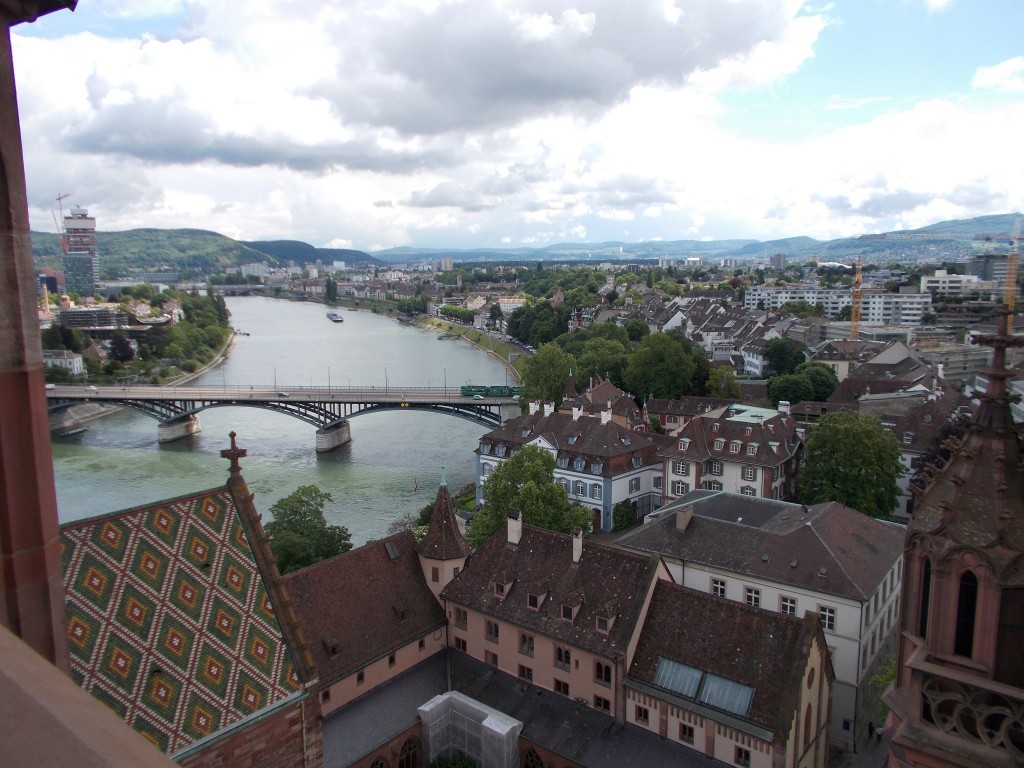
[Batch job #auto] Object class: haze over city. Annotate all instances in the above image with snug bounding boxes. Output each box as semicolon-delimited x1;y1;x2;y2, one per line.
15;0;1024;251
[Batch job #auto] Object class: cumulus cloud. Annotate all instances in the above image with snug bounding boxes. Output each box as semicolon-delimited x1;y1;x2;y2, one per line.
972;57;1024;93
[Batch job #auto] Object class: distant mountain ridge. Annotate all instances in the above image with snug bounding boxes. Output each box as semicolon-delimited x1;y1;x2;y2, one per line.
29;212;1020;276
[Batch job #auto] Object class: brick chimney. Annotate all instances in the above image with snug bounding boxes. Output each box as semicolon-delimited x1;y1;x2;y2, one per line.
507;508;522;545
675;504;694;531
777;400;791;415
572;406;582;421
572;526;583;563
529;401;541;415
600;409;611;425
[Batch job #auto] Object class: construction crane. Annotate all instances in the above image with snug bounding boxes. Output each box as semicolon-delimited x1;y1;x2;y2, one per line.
1005;214;1021;333
850;256;863;340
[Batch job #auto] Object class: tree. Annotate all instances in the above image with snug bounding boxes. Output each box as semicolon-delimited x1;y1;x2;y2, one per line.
577;337;629;386
264;485;352;573
622;318;650;342
520;344;576;406
793;361;839;401
763;337;805;377
109;331;135;363
766;374;815;407
623;333;697;401
707;366;741;399
467;446;591;547
796;412;905;519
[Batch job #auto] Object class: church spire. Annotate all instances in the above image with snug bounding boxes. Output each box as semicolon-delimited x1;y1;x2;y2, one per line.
417;468;471;601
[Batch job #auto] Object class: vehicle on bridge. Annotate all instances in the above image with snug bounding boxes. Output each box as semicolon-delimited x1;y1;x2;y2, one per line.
460;384;521;397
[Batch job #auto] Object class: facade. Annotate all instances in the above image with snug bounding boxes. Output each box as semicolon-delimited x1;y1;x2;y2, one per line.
744;286;932;326
618;491;904;750
657;403;802;504
884;320;1024;768
476;406;671;532
919;269;994;297
62;206;99;296
60;438;322;767
805;339;887;383
42;348;85;376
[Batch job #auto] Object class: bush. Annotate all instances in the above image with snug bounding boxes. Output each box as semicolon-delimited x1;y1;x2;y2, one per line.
613;500;635;531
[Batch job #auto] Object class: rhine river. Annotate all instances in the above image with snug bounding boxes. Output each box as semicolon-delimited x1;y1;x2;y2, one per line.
50;297;511;545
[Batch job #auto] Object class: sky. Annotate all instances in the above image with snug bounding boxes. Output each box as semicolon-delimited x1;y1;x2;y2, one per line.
13;0;1024;252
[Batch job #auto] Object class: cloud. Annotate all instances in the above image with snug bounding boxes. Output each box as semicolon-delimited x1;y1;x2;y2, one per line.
972;56;1024;93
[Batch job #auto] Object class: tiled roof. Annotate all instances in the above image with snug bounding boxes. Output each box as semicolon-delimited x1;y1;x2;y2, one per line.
627;580;819;735
646;396;736;419
659;405;800;467
61;487;304;755
418;481;471;561
618;492;904;602
441;524;661;658
282;531;446;684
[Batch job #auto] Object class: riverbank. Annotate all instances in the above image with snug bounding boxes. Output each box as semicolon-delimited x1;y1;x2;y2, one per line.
416;318;524;385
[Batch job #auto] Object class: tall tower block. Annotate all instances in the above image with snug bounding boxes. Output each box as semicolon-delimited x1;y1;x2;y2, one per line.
62;206;98;297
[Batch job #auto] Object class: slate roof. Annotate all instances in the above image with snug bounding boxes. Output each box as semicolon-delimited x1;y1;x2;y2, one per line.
441;524;661;659
618;491;904;602
659;404;800;468
418;479;471;561
61;484;305;755
627;580;821;737
646;396;737;422
478;411;671;476
282;531;447;684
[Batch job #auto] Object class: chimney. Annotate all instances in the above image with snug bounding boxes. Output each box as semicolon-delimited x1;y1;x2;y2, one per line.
544;401;555;415
529;401;541;415
507;508;522;545
676;504;694;531
572;406;582;421
777;400;791;415
936;363;945;379
572;526;583;563
601;409;611;425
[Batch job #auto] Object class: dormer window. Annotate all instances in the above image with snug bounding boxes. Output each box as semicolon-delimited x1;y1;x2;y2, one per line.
574;458;585;471
568;435;578;445
595;615;614;634
528;593;539;610
631;456;642;468
557;456;568;468
495;444;506;457
561;604;574;621
903;432;914;444
521;429;531;438
714;439;724;451
678;438;690;451
747;444;757;455
480;442;491;454
494;581;506;598
621;438;631;446
590;462;603;474
744;427;752;436
712;423;720;432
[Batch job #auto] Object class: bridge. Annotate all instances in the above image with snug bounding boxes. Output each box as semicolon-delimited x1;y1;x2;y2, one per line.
47;384;520;452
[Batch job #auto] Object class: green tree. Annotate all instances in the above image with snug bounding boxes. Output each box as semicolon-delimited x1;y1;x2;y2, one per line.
763;337;805;376
623;333;697;400
793;361;839;401
622;318;650;342
109;331;136;363
766;373;815;407
264;485;352;573
796;412;905;519
707;366;741;399
467;446;591;547
577;337;629;385
520;344;576;406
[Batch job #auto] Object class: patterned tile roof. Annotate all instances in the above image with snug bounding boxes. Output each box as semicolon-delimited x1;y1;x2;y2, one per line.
627;580;821;736
418;479;471;562
282;531;447;684
440;523;662;659
618;491;904;602
61;487;304;756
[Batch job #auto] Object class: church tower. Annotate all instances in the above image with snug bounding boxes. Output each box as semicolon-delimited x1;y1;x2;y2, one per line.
884;313;1024;767
417;468;471;601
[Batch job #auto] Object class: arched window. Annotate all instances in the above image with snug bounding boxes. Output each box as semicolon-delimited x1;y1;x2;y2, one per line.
954;570;978;658
523;748;544;768
370;758;389;768
398;738;419;768
803;703;812;749
918;559;932;638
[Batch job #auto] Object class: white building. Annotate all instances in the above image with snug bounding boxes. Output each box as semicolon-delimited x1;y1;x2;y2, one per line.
744;286;932;325
42;349;85;376
618;491;905;751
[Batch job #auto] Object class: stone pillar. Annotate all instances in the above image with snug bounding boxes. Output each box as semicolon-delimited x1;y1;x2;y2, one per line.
315;421;351;452
157;414;202;443
0;18;69;669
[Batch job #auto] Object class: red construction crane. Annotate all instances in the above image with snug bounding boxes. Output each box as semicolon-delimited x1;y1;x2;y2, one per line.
54;192;70;255
850;256;863;340
1005;214;1021;333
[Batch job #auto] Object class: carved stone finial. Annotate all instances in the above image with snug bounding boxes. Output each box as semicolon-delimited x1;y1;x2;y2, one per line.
220;431;247;474
439;465;447;486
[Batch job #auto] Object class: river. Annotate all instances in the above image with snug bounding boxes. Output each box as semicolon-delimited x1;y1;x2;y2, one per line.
50;297;511;545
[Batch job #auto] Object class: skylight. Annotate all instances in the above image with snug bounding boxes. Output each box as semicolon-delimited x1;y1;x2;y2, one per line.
653;657;753;717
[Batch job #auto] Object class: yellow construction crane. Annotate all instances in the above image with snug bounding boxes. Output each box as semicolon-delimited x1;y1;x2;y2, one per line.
850;256;863;340
1005;214;1021;333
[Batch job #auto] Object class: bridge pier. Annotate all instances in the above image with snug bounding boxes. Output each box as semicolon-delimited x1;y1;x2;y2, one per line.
158;415;202;443
316;421;351;452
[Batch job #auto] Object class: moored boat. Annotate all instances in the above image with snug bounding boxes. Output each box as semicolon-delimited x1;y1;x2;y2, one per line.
326;312;344;323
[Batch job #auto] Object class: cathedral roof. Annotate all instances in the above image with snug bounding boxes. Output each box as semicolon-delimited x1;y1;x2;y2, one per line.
908;315;1024;558
418;474;472;561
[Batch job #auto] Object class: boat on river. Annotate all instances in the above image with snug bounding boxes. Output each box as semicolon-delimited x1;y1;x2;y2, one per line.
326;312;344;323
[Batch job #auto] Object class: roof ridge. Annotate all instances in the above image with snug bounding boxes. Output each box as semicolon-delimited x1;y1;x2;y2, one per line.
805;510;867;600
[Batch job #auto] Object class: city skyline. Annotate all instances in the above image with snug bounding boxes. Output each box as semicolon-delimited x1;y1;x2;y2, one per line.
15;0;1024;251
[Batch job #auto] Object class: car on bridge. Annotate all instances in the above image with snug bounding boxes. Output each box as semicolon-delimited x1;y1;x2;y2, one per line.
277;391;290;397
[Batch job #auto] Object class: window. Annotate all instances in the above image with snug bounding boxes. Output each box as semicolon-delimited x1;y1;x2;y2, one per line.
747;444;757;456
729;442;740;454
593;696;611;713
554;679;570;697
705;480;723;491
631;456;642;468
561;604;574;621
590;462;603;473
357;670;365;685
954;570;978;657
485;650;498;667
557;456;568;468
710;461;723;476
740;485;755;496
714;439;724;450
524;749;543;768
486;620;499;642
518;664;533;682
322;688;331;703
712;578;726;598
454;608;467;628
418;638;425;651
481;463;492;477
575;481;586;496
819;605;836;632
672;480;690;496
781;596;797;616
596;615;610;634
591;483;602;499
495;444;506;457
558;478;569;490
454;637;467;652
668;415;678;424
673;460;689;476
903;432;914;444
519;633;534;657
453;566;460;576
745;587;761;608
712;423;720;432
494;581;506;598
744;427;752;436
574;458;585;470
431;566;439;583
742;465;757;481
398;738;419;768
653;477;662;490
735;746;751;767
480;442;491;454
678;438;690;451
527;593;540;611
629;477;640;493
388;653;396;668
595;661;612;686
555;646;571;671
635;705;650;725
679;723;694;744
